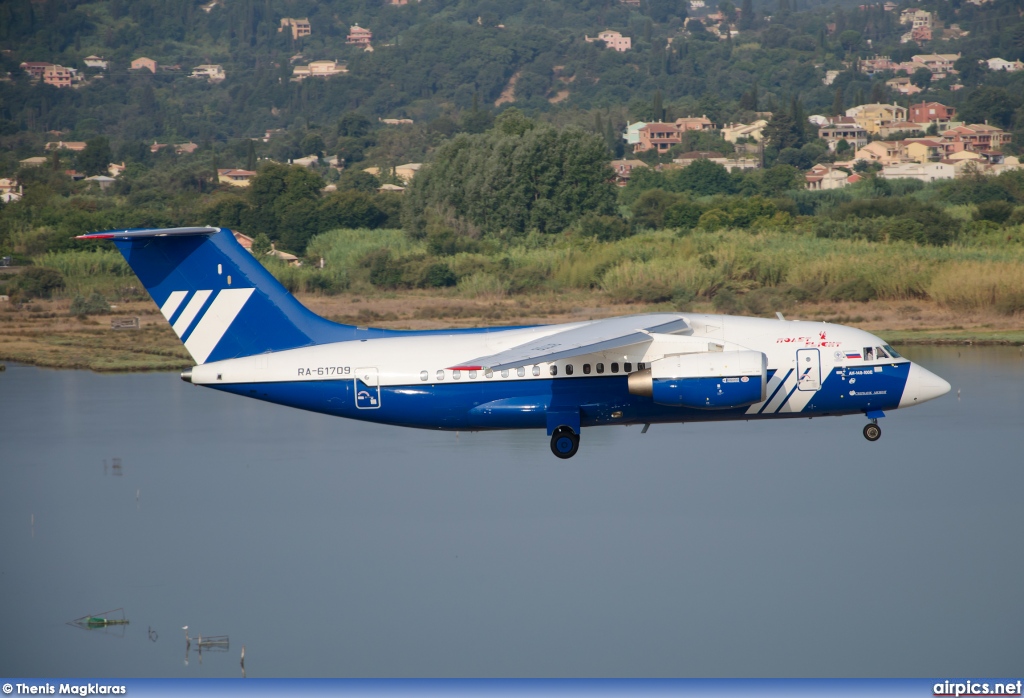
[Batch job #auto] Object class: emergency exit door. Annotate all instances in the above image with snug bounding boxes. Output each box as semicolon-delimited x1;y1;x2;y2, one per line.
796;349;821;391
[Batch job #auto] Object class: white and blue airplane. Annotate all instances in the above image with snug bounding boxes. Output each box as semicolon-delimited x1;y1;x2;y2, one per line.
79;226;951;458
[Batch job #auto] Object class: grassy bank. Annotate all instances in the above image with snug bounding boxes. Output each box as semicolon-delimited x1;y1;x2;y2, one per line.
3;224;1022;372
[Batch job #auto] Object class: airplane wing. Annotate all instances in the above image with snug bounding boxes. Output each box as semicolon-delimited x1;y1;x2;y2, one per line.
450;314;689;371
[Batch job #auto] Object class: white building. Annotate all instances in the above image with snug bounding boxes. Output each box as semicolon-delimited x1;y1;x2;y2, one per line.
985;58;1024;72
879;162;954;182
190;64;225;82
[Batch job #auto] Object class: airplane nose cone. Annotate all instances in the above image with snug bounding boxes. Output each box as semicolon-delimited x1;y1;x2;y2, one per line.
899;362;951;408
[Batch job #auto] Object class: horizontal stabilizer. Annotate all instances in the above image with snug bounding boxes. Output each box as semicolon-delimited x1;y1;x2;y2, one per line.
452;314;689;371
77;226;219;240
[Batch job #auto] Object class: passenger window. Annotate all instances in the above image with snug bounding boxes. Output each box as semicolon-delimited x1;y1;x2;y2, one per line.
596;363;604;374
420;370;428;381
453;370;461;380
532;365;540;377
484;369;493;378
501;369;509;378
583;364;591;374
638;362;646;370
517;367;525;377
436;370;444;381
469;370;477;379
566;364;574;375
549;365;558;376
624;362;632;372
611;362;619;373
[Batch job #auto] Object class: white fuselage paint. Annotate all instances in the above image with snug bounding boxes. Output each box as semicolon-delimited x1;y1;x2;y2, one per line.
189;314;903;417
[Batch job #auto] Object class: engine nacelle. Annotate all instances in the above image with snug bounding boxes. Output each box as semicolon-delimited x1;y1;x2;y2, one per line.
627;351;767;409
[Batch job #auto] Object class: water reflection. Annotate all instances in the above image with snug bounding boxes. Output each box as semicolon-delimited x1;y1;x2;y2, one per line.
67;609;129;638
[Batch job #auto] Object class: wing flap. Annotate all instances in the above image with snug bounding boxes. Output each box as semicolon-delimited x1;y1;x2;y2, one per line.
452;314;689;371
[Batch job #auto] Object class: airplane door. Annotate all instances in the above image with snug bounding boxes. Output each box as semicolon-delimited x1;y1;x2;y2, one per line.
796;349;821;391
354;367;380;409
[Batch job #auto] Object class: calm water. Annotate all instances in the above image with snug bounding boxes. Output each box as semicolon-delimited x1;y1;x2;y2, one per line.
1;346;1022;678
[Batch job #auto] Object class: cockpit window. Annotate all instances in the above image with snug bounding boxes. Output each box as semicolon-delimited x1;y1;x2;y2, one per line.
863;347;874;361
883;344;902;359
875;346;889;359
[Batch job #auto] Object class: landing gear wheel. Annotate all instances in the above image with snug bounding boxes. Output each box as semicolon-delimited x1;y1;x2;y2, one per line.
863;422;882;442
550;427;580;459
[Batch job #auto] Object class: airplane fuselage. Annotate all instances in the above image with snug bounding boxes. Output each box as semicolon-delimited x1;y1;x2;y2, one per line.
187;314;943;432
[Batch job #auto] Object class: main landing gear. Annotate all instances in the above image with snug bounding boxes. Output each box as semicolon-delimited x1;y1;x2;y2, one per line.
863;421;882;442
550;426;580;459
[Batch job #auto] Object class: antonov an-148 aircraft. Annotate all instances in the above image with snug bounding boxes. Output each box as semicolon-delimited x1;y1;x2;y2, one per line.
79;226;951;458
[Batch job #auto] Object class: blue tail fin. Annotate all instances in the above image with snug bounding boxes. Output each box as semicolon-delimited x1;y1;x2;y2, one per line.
79;227;360;364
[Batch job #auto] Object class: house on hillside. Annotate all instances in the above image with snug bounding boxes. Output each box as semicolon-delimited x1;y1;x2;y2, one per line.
622;122;649;147
610;159;647;186
130;57;157;73
217;168;257;186
395;163;422;183
885;77;922;96
20;157;48;167
346;24;373;46
878;121;925;138
986;58;1024;72
909;101;956;127
673;152;760;170
0;178;23;203
805;165;852;190
45;141;87;151
903;139;946;163
721;120;768;143
818;122;868;151
847;103;908;134
584;30;632;52
292;60;348;80
280;18;311;40
675;116;716;132
42;65;74;88
190;64;225;82
84;56;108;69
911;53;960;75
635;123;682;153
942;124;1010;153
879;162;953;182
855;141;904;165
900;9;933;27
20;62;53;80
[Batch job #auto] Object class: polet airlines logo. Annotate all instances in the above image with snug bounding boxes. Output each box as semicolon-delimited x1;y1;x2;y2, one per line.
160;288;255;364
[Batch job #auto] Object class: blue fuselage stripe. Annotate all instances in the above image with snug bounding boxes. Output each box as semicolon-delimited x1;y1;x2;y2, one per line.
210;362;911;431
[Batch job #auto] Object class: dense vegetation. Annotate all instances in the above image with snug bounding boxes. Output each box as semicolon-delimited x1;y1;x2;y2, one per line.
3;0;1024;316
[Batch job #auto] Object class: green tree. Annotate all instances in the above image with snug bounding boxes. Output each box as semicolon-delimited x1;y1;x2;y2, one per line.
406;116;616;236
77;137;112;176
911;67;932;90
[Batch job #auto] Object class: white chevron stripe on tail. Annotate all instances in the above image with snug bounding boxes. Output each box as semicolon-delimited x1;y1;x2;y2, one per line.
160;290;188;321
184;288;255;364
171;290;212;338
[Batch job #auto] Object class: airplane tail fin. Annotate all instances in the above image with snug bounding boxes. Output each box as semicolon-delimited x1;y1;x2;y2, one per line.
78;227;360;364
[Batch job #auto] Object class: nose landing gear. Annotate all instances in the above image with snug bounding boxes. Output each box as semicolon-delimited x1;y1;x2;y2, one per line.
550;426;580;459
863;421;881;442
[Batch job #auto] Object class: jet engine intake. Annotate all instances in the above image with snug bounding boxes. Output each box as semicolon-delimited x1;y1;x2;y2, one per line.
627;351;767;409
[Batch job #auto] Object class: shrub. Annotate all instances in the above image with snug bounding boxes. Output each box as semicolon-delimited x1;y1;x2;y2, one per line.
10;267;65;299
973;201;1014;225
576;213;633;242
69;292;111;317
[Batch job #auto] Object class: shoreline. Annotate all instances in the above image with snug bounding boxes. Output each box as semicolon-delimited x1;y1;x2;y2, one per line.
2;294;1022;373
